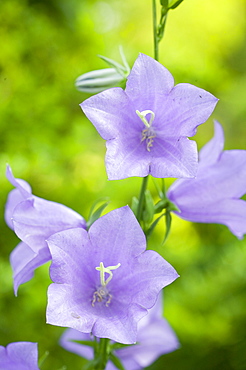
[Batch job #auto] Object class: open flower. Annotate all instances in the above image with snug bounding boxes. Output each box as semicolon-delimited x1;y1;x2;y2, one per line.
81;53;218;180
167;121;246;238
60;292;179;370
5;166;86;294
46;206;178;344
0;342;40;370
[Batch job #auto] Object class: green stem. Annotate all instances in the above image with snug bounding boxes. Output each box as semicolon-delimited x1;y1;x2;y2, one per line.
136;176;149;222
152;0;158;61
94;338;110;370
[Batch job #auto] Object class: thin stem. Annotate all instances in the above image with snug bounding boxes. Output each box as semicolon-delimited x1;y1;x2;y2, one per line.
136;176;149;222
94;338;110;370
152;0;158;61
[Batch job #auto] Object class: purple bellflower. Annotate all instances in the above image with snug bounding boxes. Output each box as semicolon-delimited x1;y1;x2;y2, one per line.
5;166;86;295
60;292;179;370
81;53;218;180
168;121;246;238
46;206;179;344
0;342;40;370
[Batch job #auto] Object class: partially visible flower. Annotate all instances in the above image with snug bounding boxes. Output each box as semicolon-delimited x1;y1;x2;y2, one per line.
5;166;86;295
47;206;178;344
0;342;40;370
60;292;179;370
168;121;246;238
81;53;218;180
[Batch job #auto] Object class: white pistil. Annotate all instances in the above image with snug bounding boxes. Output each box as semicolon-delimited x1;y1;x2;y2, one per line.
136;109;156;152
136;109;155;128
92;262;121;307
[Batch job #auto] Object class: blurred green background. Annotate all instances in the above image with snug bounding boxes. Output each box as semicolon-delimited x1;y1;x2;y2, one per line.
0;0;246;369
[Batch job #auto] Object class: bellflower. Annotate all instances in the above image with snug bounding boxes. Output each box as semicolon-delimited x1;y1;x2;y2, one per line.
81;53;218;180
60;292;179;370
5;166;86;294
168;121;246;238
46;206;178;344
0;342;40;370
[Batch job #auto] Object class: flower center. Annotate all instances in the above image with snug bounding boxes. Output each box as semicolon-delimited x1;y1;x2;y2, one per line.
136;109;156;152
92;262;121;307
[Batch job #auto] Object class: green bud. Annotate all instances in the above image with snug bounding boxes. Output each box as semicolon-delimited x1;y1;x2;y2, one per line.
75;68;125;94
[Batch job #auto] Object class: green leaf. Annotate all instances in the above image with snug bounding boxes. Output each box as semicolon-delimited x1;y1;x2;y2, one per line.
131;196;139;217
145;213;165;239
160;0;169;9
168;0;184;10
83;359;100;370
109;353;126;370
163;210;172;244
98;54;127;77
111;343;135;351
38;351;49;368
72;339;96;348
143;189;155;223
87;200;109;229
119;45;130;74
154;199;168;214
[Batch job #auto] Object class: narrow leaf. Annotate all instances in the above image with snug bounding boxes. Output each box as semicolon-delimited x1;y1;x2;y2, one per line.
87;201;109;229
145;213;165;239
98;55;127;77
119;45;130;74
72;339;96;348
168;0;184;10
109;353;126;370
163;210;172;244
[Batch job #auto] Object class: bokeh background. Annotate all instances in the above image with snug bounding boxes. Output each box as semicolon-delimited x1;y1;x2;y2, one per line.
1;0;246;369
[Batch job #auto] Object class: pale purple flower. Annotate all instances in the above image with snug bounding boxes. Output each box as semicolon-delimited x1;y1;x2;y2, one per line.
168;121;246;238
60;292;179;370
5;166;86;295
0;342;40;370
81;53;218;180
46;206;178;344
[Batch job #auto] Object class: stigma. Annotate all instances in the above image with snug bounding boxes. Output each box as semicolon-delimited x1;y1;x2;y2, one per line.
136;109;156;151
92;262;121;307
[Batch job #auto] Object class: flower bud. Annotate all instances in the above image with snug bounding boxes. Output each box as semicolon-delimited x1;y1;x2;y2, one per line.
75;68;125;94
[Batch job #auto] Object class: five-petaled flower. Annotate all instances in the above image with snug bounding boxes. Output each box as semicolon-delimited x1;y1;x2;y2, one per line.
81;53;218;180
5;166;86;295
60;292;179;370
46;206;179;344
168;121;246;239
0;342;40;370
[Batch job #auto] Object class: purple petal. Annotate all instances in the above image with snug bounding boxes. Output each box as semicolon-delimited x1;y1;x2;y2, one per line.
5;166;32;230
105;136;150;180
125;53;174;110
81;87;132;140
199;120;224;166
10;242;51;296
160;83;218;137
88;206;146;261
116;250;179;309
12;196;86;254
150;137;198;178
0;342;39;370
6;165;32;199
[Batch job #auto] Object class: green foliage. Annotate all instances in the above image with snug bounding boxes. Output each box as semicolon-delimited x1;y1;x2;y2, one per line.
0;0;246;369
